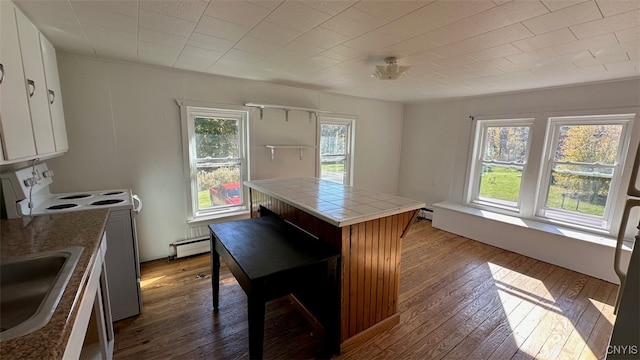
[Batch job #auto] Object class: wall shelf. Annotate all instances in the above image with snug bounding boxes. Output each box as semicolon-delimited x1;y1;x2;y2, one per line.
265;145;315;161
245;103;330;121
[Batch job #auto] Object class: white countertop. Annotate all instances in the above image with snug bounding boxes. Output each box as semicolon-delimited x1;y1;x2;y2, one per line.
244;177;425;227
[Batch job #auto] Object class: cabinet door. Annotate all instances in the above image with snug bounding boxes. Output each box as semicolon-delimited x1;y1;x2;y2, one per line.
15;8;55;155
0;2;37;160
40;35;68;152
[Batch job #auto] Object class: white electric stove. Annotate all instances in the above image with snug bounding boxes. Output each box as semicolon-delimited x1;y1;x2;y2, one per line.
1;163;143;321
0;163;141;217
34;188;136;214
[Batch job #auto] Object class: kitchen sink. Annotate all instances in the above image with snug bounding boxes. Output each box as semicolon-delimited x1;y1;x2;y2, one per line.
0;247;83;341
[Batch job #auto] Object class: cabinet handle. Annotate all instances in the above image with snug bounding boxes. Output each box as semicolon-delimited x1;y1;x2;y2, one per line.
48;89;55;104
27;79;35;97
133;195;143;214
0;64;4;84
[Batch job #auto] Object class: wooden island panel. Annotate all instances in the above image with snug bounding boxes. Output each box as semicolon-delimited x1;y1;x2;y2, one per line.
249;189;418;347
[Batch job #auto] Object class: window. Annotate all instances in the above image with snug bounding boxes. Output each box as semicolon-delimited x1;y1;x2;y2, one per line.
181;105;249;220
537;115;631;229
466;112;635;233
468;119;533;211
318;116;354;185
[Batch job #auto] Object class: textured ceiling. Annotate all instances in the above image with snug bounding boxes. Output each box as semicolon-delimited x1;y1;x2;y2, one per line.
13;0;640;103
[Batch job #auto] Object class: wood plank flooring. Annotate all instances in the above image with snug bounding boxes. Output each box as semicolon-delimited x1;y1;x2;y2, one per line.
113;220;617;360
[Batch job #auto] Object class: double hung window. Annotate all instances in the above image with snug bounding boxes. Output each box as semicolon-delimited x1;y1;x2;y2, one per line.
466;113;634;233
318;116;355;185
468;119;532;211
538;115;630;229
181;105;249;220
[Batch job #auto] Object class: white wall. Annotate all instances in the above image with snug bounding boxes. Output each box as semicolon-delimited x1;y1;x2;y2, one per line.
399;78;640;282
47;55;404;262
400;78;640;208
250;109;317;180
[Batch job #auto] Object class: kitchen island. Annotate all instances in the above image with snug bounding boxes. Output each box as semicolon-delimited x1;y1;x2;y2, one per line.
244;177;424;349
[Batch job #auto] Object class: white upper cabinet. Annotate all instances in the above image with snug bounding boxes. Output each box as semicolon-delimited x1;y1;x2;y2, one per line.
40;34;68;152
0;2;68;163
15;8;55;156
0;1;37;161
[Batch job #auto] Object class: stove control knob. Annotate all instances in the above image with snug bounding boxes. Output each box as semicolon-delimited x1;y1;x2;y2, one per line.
42;170;54;178
23;178;35;187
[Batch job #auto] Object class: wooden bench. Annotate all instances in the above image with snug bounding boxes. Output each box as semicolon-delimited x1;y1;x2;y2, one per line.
209;215;341;359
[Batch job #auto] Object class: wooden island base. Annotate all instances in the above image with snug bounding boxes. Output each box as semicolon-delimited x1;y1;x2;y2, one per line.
340;313;400;351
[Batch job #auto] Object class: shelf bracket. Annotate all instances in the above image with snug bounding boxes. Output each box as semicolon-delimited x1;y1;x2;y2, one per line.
265;145;313;162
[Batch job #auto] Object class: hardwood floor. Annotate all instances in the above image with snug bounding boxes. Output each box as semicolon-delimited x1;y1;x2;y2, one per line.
113;220;617;360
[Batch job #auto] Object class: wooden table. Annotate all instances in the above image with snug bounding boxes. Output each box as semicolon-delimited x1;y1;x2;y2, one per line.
209;215;340;359
244;178;424;350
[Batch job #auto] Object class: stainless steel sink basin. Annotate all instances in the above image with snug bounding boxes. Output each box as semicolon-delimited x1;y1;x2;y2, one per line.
0;247;83;341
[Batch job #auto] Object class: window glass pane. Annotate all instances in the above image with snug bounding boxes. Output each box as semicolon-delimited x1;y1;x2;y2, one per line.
482;126;529;163
196;161;241;211
475;124;530;207
544;166;611;217
554;124;622;164
194;117;240;159
320;123;348;184
541;122;626;228
478;165;523;205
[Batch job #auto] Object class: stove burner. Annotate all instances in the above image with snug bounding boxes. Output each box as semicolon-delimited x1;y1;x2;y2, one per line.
59;194;92;200
90;199;124;206
102;191;124;196
47;204;80;210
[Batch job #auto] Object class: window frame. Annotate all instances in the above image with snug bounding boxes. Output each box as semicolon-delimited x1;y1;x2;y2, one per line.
466;117;534;214
465;110;637;236
535;114;633;230
316;115;356;186
179;102;250;222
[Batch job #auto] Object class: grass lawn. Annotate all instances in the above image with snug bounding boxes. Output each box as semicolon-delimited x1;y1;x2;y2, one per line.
321;162;345;172
479;167;605;216
198;190;211;209
545;185;605;216
479;167;521;202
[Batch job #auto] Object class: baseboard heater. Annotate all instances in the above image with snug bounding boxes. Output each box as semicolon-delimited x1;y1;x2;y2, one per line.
419;207;433;220
171;237;210;259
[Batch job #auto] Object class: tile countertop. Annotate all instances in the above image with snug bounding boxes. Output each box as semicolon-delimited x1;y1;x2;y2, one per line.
244;177;425;227
0;209;109;359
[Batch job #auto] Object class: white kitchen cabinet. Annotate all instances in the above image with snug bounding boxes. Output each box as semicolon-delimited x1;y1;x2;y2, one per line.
0;1;37;161
40;34;68;152
15;7;55;155
0;1;68;163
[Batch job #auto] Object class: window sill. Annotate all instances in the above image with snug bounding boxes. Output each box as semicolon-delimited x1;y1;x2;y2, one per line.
187;209;250;224
433;201;633;251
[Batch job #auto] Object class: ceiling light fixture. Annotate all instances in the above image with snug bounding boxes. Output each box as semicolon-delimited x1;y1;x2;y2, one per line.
372;56;410;80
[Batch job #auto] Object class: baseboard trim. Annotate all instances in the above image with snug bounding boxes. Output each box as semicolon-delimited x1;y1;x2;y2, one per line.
340;313;400;353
